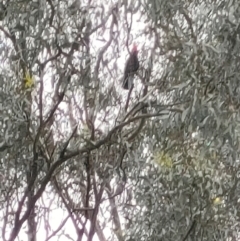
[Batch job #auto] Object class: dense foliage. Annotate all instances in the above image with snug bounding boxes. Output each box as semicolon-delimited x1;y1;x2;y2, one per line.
0;0;240;241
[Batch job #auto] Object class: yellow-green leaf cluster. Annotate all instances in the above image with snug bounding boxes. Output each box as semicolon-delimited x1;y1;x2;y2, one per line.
153;151;173;169
24;70;35;89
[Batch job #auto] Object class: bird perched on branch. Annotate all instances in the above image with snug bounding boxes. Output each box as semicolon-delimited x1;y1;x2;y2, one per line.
122;44;139;89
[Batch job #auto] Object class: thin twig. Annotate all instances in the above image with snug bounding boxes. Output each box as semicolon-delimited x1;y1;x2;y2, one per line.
181;220;196;241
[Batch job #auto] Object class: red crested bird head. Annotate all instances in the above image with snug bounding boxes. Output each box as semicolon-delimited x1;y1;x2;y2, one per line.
132;43;138;53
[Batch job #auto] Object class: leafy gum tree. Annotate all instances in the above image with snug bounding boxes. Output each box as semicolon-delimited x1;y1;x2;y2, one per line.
0;0;240;241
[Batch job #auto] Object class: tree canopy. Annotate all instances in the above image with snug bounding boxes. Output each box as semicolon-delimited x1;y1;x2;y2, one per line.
0;0;240;241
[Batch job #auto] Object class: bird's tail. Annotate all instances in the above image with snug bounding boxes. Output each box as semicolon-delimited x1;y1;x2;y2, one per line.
122;75;134;89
